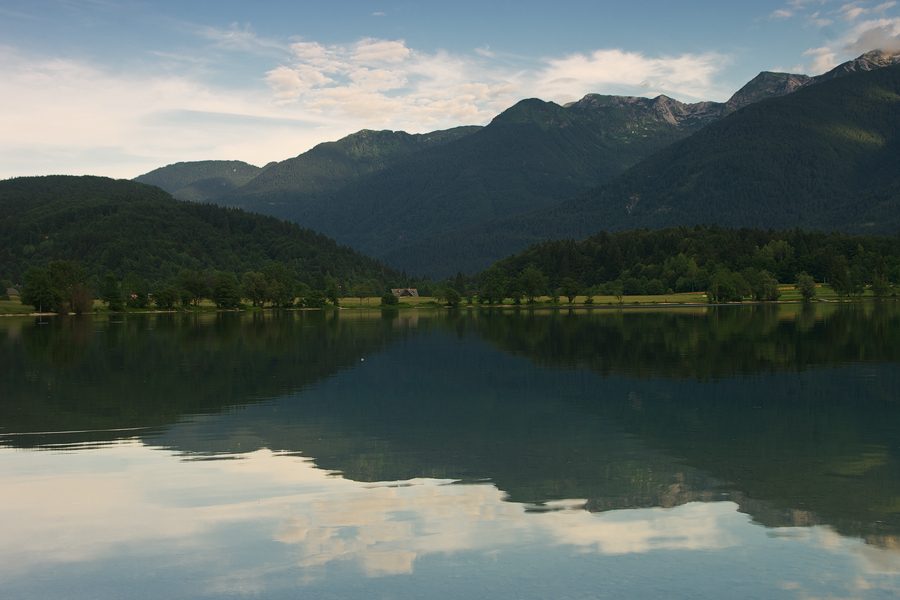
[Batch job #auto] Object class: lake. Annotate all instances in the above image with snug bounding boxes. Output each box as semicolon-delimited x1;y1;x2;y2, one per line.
2;304;900;599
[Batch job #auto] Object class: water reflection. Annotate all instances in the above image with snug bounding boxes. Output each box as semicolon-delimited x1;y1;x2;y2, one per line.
2;305;900;597
1;444;898;599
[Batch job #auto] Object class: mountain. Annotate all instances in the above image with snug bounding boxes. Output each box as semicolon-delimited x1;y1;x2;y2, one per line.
137;94;715;270
135;160;264;203
392;59;900;277
138;127;480;218
135;50;900;278
0;176;400;289
286;95;716;259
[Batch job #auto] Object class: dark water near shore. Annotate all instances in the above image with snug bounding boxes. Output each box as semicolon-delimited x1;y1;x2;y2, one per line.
2;304;900;599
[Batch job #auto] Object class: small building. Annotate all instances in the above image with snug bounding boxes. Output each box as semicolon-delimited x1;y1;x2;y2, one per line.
391;288;419;298
6;287;19;298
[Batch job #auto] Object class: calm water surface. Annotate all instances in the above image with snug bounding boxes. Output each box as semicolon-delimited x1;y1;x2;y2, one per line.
2;304;900;599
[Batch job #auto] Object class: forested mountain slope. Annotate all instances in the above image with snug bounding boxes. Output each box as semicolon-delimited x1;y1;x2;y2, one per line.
137;127;480;219
135;160;264;203
289;95;714;259
394;62;900;277
0;176;399;289
132;51;900;279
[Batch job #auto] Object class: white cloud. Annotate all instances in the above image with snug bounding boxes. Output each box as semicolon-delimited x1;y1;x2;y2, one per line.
842;16;900;52
264;38;523;129
533;48;729;104
352;38;411;63
774;1;900;73
0;46;343;179
194;22;285;54
771;8;795;19
0;27;738;181
265;39;731;136
808;11;835;27
839;2;869;21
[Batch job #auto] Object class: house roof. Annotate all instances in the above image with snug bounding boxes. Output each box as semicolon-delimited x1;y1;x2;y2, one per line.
391;288;419;298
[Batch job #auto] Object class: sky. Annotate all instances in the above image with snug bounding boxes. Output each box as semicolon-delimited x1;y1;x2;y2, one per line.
2;0;900;180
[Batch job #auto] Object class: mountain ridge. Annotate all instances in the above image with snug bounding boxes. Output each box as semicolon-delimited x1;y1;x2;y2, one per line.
134;50;900;278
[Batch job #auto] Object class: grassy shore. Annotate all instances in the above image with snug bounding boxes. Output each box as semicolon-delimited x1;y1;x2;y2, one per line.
2;284;891;316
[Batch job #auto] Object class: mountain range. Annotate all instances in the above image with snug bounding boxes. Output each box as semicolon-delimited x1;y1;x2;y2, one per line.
136;50;900;278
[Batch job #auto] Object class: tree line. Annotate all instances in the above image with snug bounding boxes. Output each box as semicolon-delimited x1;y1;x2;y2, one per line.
455;225;900;304
12;259;421;313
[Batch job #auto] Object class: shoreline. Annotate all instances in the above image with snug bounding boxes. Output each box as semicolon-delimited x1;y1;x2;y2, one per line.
3;297;896;317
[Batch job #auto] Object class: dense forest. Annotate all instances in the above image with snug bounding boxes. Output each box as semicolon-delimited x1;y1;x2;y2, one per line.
0;176;417;309
467;225;900;303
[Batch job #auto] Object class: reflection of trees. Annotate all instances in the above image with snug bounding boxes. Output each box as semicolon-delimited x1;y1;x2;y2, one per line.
4;306;900;549
456;305;900;547
471;304;900;378
0;311;406;446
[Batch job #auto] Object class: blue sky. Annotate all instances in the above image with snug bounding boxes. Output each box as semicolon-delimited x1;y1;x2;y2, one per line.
2;0;899;180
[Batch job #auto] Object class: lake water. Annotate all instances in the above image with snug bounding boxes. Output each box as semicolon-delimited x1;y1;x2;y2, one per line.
2;304;900;599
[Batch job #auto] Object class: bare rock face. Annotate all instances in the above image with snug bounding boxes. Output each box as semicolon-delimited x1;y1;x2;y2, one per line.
815;49;900;82
567;49;900;127
565;93;724;129
724;72;813;113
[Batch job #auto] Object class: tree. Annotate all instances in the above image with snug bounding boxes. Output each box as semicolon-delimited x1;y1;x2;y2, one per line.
560;277;580;303
263;263;297;307
745;269;781;301
325;280;341;306
707;269;738;303
442;288;461;307
478;267;505;305
211;272;241;309
123;272;149;308
505;278;524;305
381;292;399;306
827;255;851;300
178;269;209;306
796;273;817;302
304;289;327;308
519;267;548;304
20;267;59;313
351;283;373;304
154;287;179;311
48;260;89;313
241;271;268;307
70;283;94;314
101;273;125;311
20;261;91;314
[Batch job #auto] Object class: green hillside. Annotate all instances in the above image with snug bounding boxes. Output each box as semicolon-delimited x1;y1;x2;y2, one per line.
138;127;481;219
0;176;400;290
557;63;900;235
288;95;708;259
135;160;263;202
395;63;900;276
134;96;710;274
227;126;481;219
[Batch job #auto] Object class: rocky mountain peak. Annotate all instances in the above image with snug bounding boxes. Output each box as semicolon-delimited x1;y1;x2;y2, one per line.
816;49;900;81
564;93;723;129
724;72;812;113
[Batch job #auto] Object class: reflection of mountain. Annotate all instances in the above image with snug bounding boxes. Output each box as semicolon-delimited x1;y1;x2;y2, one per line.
0;311;406;446
2;306;900;549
